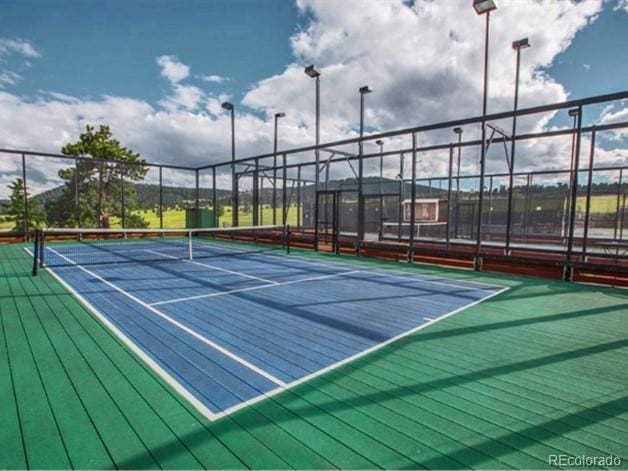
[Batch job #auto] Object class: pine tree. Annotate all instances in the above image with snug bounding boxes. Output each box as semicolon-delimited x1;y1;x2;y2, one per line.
47;125;149;228
7;178;44;232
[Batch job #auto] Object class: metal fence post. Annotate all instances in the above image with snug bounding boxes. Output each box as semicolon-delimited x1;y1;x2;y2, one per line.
212;167;217;227
195;168;200;228
159;166;163;229
282;153;288;226
614;169;623;240
75;160;80;228
565;106;583;280
408;133;417;262
581;127;596;259
296;165;302;230
98;161;103;228
252;159;259;226
120;162;126;229
21;153;29;241
446;145;454;248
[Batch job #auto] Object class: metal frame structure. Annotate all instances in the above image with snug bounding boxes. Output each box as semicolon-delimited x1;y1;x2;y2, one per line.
2;90;628;283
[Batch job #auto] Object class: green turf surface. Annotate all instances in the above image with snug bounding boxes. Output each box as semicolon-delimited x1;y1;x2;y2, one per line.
0;243;627;469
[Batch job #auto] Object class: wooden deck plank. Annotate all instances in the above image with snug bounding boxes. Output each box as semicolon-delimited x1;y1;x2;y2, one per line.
0;274;28;469
1;276;72;468
1;243;627;469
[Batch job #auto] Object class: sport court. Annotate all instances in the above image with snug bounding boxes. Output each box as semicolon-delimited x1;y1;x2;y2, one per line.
34;230;506;420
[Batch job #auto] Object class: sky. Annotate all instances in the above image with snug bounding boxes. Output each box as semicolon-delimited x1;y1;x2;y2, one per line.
0;0;627;195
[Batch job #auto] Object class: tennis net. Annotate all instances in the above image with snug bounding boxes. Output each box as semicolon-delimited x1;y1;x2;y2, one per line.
32;225;289;275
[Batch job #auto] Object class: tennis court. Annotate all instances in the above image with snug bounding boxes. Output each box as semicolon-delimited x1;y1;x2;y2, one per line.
30;227;506;421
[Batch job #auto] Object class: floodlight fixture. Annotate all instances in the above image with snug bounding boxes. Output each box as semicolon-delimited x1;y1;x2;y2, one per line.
221;101;234;111
473;0;497;15
568;108;580;117
359;85;373;94
453;127;463;134
375;139;384;146
512;37;530;50
275;112;286;118
304;65;321;78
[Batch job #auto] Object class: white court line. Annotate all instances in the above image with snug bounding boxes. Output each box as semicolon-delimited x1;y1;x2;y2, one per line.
151;270;361;306
47;247;287;388
191;238;504;291
145;249;279;285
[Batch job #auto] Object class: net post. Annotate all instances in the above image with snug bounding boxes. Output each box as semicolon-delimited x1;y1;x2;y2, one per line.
286;225;291;254
188;230;193;260
32;229;40;276
39;229;45;267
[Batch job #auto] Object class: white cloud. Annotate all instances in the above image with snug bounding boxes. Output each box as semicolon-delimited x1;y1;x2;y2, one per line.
198;74;228;83
0;38;40;59
614;0;628;12
0;38;40;89
0;0;625;192
156;55;190;84
0;71;21;87
158;84;205;112
600;105;628;125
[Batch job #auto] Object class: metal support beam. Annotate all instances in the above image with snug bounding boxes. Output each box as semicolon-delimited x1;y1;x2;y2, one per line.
21;153;29;240
581;127;596;259
212;167;217;227
75;160;80;228
159;166;163;229
446;145;454;248
98;161;103;229
195;168;200;228
282;153;288;225
565;106;583;279
297;165;302;230
120;163;126;229
408;133;418;262
252;159;259;226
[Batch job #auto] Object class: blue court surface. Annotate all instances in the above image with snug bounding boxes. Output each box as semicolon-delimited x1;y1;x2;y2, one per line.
39;239;507;421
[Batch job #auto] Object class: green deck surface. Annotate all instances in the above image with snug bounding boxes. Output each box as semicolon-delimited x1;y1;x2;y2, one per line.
1;243;627;469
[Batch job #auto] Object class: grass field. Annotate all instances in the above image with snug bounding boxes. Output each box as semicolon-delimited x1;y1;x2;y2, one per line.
0;194;623;232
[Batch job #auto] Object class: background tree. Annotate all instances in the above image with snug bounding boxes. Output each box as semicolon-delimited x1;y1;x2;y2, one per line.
47;125;149;228
7;178;44;232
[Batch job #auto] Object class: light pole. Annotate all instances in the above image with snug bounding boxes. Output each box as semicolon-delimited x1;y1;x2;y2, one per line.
357;85;372;254
472;0;497;267
376;139;384;237
221;101;236;226
453;127;463;238
304;65;321;249
505;37;530;253
273;112;285;225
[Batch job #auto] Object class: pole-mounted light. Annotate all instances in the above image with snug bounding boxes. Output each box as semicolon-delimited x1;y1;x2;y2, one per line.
473;0;496;15
512;37;530;50
304;65;321;249
304;65;321;78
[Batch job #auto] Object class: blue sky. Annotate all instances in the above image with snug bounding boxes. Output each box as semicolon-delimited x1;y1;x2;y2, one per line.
1;0;625;109
0;0;626;188
1;0;298;104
